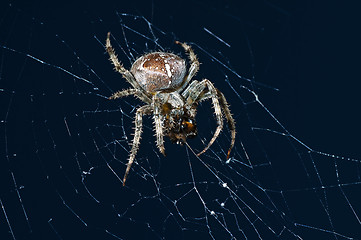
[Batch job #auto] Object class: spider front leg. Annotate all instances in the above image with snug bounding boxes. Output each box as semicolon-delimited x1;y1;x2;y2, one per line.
123;105;151;186
196;86;235;159
197;80;224;157
185;79;228;157
216;89;236;159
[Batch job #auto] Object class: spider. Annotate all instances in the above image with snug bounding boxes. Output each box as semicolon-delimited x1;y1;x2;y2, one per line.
106;32;236;185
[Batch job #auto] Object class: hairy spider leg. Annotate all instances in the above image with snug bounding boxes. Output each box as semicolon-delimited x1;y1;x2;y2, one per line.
216;89;236;159
109;88;151;103
175;41;200;92
123;105;151;185
185;79;231;157
106;32;151;103
181;80;199;101
153;93;166;156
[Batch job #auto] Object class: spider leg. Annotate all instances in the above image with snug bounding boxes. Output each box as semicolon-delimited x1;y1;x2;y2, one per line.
189;88;235;158
181;80;199;100
106;32;150;102
216;89;236;159
196;79;224;157
109;88;151;104
175;41;200;92
123;105;151;186
153;94;166;156
186;79;229;157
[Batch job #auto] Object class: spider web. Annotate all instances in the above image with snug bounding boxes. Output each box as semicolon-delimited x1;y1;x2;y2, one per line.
1;1;361;239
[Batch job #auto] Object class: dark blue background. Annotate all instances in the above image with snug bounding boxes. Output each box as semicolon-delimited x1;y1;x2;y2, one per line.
1;0;360;239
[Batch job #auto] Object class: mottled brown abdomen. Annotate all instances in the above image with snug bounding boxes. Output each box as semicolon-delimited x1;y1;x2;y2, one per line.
130;52;186;93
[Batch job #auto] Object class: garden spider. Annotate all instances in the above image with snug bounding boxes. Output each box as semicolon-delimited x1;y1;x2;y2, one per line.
106;32;236;185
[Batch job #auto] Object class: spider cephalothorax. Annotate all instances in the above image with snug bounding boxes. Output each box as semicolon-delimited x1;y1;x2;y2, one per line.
106;32;236;185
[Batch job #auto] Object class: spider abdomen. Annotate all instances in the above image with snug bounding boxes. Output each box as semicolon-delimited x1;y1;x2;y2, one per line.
131;52;186;93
